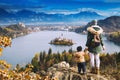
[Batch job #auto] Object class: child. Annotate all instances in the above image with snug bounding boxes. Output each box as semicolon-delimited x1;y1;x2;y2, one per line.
74;46;86;75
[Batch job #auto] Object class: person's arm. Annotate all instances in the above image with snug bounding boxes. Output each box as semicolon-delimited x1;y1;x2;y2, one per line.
84;48;88;54
86;32;92;48
100;34;105;50
73;52;78;58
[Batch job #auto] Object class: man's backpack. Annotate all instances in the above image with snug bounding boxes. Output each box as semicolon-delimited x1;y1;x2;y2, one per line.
90;34;101;48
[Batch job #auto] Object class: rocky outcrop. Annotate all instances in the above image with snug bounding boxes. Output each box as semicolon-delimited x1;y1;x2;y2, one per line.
46;61;114;80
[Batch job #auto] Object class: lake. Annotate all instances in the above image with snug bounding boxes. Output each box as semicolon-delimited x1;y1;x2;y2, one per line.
1;31;120;66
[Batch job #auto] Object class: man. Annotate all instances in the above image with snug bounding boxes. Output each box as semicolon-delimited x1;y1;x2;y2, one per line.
85;20;105;74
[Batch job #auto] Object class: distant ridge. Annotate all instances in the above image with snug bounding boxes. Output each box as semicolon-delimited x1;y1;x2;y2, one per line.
0;23;28;38
84;16;120;32
0;8;104;24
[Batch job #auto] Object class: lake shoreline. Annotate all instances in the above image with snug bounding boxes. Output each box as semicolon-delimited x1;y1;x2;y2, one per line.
1;31;120;66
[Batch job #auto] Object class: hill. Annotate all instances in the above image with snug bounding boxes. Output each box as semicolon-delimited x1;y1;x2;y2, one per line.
74;16;120;33
0;23;29;38
84;16;120;32
107;31;120;45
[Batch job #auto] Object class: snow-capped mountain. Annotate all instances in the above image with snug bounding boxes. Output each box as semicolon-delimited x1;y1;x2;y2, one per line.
0;8;105;24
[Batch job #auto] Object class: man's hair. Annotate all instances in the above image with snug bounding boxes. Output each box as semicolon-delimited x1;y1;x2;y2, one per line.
77;46;82;52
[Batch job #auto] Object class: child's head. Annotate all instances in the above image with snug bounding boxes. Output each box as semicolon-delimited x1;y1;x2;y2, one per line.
77;46;82;52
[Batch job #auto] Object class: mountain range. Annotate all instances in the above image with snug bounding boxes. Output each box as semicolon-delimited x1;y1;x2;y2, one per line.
0;8;105;24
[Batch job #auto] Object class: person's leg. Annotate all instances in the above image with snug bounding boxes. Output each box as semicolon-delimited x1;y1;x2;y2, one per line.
77;63;81;73
95;53;100;68
89;53;95;68
89;53;95;73
95;53;100;74
82;62;86;74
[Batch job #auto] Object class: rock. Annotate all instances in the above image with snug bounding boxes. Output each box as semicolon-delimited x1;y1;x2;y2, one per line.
52;61;70;70
48;67;57;72
47;61;115;80
40;70;47;76
58;61;70;69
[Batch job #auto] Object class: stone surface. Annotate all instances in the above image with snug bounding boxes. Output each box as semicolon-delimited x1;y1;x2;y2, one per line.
47;61;115;80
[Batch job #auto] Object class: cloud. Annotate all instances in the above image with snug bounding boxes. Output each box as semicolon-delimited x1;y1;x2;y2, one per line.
74;0;120;2
42;9;79;15
0;0;119;17
74;0;104;2
108;8;120;12
105;0;120;2
0;3;13;9
39;7;120;17
107;8;120;15
40;8;102;15
94;7;120;17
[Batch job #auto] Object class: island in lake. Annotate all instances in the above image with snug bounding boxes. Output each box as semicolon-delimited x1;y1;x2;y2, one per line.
50;37;74;46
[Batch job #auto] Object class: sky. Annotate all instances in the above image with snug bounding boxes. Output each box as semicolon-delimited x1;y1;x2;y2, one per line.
0;0;120;16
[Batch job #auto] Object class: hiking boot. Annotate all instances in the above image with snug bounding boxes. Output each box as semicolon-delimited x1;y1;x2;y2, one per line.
96;68;100;74
90;67;95;74
83;72;86;75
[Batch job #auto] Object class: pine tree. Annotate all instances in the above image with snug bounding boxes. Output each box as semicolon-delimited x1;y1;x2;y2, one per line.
48;48;52;55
